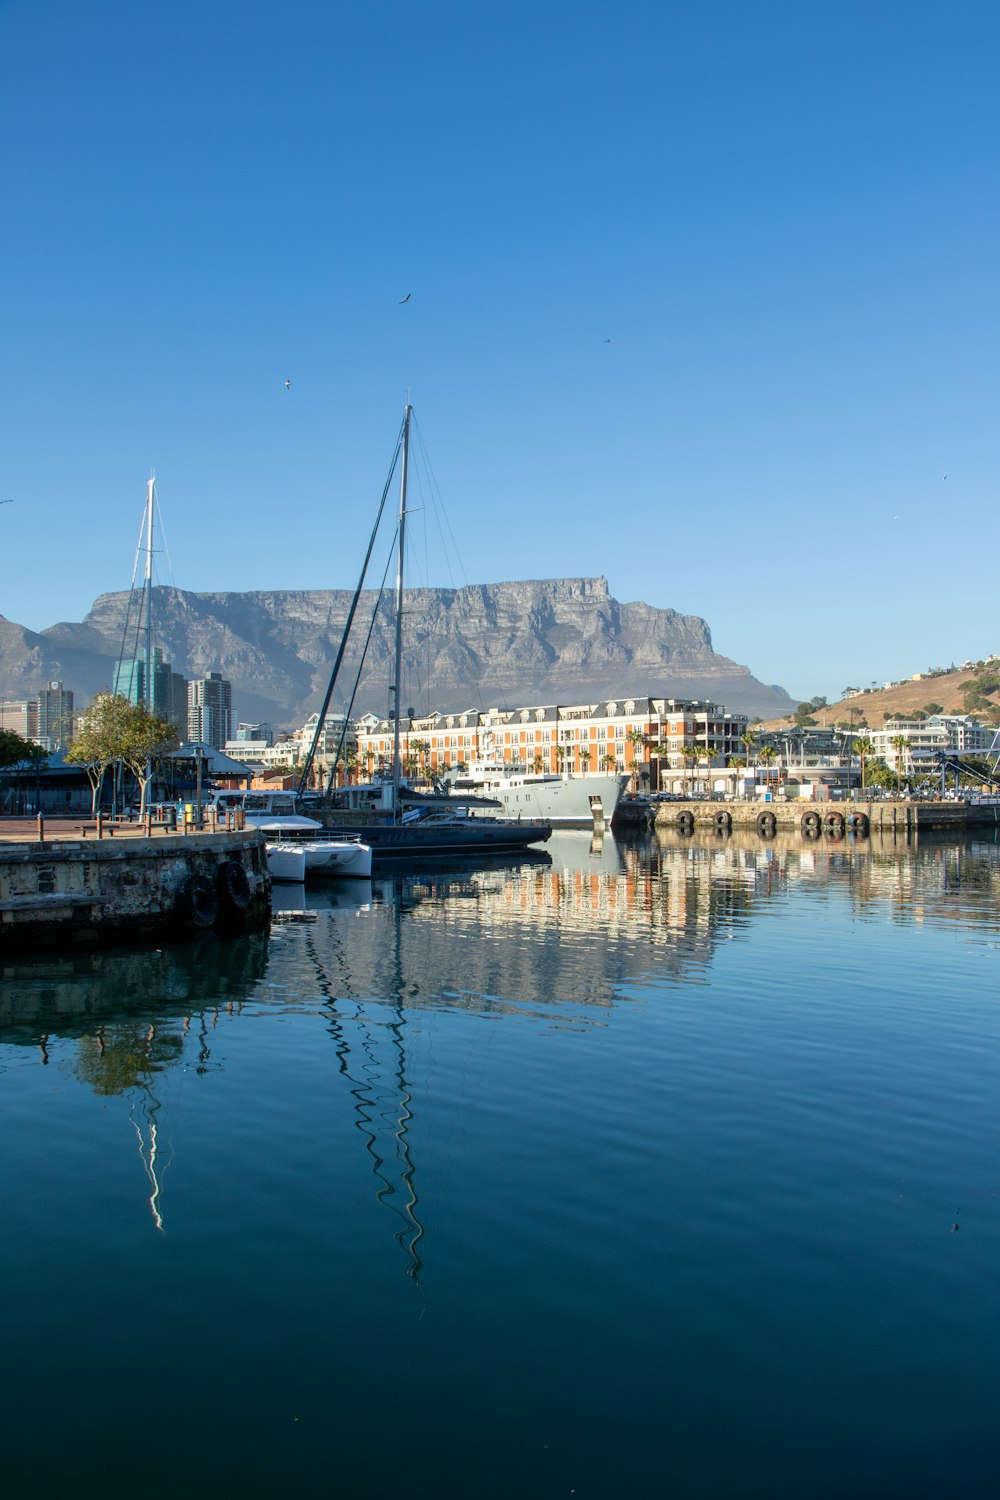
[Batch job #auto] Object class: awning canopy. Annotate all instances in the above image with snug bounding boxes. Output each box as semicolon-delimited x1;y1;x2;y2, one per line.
169;742;256;779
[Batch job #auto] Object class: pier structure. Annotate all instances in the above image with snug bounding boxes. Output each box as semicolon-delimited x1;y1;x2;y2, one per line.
0;820;270;951
613;797;1000;837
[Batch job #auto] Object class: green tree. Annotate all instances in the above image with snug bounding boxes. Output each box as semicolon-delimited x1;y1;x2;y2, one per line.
866;758;895;790
889;734;911;794
0;728;39;769
67;693;132;815
757;744;778;792
680;743;701;797
409;738;429;775
118;700;179;813
740;730;758;767
67;694;176;815
853;736;876;792
625;728;645;792
579;745;592;772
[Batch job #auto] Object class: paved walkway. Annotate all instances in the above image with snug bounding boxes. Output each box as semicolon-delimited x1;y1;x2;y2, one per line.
0;815;187;844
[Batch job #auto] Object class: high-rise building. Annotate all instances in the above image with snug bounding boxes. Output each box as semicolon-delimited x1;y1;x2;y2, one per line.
0;700;30;735
187;672;233;750
236;722;274;747
35;680;74;751
112;648;187;735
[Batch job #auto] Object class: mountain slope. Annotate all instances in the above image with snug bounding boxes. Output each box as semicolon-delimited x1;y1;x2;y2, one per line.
2;577;794;724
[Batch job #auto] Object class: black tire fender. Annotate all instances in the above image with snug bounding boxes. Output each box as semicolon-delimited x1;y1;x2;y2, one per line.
179;875;219;929
217;859;253;912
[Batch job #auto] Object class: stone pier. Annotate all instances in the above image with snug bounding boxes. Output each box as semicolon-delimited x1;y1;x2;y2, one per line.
0;823;271;951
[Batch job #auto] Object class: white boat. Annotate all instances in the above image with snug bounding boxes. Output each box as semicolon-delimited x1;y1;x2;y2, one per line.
446;762;628;828
209;790;323;833
266;842;306;882
214;792;372;880
298;838;372;878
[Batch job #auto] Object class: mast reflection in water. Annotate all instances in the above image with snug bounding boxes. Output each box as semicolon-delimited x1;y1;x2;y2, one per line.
1;830;999;1498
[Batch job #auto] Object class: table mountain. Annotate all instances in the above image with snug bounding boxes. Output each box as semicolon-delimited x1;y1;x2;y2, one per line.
3;577;793;724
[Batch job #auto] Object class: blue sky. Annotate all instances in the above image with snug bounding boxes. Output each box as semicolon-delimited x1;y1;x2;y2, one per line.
1;0;997;705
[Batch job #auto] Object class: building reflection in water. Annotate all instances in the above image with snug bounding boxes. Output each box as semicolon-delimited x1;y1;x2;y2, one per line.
1;830;998;1253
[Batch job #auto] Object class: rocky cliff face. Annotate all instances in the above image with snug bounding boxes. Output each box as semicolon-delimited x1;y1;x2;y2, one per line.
2;577;793;724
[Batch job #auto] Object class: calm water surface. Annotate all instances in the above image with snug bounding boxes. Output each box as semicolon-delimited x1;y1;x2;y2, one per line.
2;830;999;1498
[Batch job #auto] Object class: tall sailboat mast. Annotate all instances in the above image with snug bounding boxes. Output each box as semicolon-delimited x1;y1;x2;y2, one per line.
143;475;155;710
390;406;411;797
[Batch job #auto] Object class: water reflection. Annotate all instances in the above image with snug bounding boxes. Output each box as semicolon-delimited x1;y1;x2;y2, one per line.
2;832;998;1254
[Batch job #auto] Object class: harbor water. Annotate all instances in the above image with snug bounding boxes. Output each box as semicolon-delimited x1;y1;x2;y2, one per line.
2;829;999;1498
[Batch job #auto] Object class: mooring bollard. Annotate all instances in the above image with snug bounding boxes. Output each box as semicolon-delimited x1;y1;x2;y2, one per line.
96;813;104;840
37;813;44;842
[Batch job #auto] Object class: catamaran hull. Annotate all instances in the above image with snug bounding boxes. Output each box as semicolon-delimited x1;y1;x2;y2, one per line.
266;843;307;882
301;840;373;878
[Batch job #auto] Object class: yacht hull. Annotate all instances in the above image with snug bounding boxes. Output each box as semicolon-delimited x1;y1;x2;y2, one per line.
455;771;628;827
323;818;551;858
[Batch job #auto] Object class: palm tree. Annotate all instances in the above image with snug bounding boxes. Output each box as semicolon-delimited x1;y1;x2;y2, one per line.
599;753;615;772
532;755;544;773
579;745;592;773
853;736;875;793
681;743;701;798
625;728;646;793
757;744;777;795
741;730;758;768
889;734;911;795
409;738;429;777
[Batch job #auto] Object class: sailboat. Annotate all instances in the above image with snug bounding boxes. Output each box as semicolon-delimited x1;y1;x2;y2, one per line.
303;406;552;859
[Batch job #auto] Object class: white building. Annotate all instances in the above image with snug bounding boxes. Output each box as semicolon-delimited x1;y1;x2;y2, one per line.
872;715;996;771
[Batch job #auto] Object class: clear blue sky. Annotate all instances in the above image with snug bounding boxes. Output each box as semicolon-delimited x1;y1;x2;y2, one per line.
1;0;997;705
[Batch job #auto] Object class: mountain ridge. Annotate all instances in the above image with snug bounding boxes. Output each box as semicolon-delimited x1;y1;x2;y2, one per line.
1;576;794;725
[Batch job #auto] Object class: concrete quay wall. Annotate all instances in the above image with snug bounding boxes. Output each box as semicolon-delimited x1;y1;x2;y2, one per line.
0;828;271;952
614;798;1000;836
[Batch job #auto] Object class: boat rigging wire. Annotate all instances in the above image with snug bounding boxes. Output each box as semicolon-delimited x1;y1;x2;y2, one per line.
297;416;406;795
323;536;397;797
408;410;518;722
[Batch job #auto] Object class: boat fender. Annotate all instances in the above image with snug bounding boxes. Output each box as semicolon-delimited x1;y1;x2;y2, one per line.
676;811;695;834
846;811;870;836
217;859;253;912
714;810;732;835
801;811;821;835
179;874;219;929
756;811;777;837
823;812;845;836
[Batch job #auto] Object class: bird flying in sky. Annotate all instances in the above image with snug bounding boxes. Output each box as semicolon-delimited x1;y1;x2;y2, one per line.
284;379;292;389
399;293;411;303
